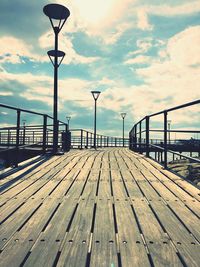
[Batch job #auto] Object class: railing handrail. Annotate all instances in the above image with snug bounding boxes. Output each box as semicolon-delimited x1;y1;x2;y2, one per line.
129;99;200;169
132;99;200;129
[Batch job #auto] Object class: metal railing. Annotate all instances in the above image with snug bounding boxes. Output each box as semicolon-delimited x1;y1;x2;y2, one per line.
0;103;69;167
70;129;129;149
129;99;200;169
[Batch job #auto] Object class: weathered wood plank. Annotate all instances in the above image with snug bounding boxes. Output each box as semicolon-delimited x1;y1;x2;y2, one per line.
114;200;150;267
133;199;183;266
0;197;60;267
56;199;94;267
23;197;78;267
90;200;118;267
150;200;200;267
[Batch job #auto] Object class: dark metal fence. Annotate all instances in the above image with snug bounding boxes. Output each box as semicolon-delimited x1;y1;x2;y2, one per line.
0;103;69;167
0;103;129;168
70;129;129;149
129;99;200;169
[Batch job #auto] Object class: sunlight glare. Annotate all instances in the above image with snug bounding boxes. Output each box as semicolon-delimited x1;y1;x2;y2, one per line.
74;0;116;24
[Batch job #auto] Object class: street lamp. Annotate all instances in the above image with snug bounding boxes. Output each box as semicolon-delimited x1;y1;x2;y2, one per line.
167;120;172;144
43;4;70;154
91;91;101;149
66;116;71;131
121;113;126;147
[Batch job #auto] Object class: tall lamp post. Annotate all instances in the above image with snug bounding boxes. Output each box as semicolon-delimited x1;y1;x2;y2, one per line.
167;120;172;144
66;116;71;131
43;4;70;154
91;91;101;150
121;113;126;147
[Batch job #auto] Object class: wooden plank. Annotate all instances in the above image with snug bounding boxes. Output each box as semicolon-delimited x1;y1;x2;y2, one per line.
0;197;60;267
111;168;128;199
121;169;148;199
141;159;196;201
64;156;96;200
0;154;67;200
150;200;200;267
56;199;94;267
114;200;150;267
161;170;200;201
184;199;200;217
0;155;58;202
0;197;43;250
141;156;200;201
167;200;200;241
90;200;118;267
133;199;182;266
0;153;80;219
141;168;178;201
22;197;78;267
98;169;112;199
130;169;161;200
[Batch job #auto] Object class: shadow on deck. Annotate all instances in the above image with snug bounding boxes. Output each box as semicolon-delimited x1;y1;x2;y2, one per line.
0;148;199;267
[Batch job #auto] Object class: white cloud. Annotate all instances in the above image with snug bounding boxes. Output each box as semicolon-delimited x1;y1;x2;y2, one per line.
125;55;152;65
137;8;153;31
0;33;99;65
147;1;200;17
98;26;200;125
133;26;200;118
0;91;13;96
54;0;136;44
167;26;200;67
39;31;99;64
0;36;47;64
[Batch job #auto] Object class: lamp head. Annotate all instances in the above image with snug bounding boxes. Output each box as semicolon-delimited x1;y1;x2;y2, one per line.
47;50;65;67
121;113;126;119
91;90;101;101
43;4;70;32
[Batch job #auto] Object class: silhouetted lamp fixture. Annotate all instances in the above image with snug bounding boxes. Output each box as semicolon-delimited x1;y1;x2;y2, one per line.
43;3;70;154
91;91;101;149
121;113;126;147
66;116;71;130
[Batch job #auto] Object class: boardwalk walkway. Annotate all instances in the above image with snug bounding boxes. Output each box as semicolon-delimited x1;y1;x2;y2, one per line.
0;148;199;267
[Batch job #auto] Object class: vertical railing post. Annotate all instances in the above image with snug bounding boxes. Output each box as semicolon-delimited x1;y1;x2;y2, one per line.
146;116;149;157
90;133;93;148
43;115;47;153
23;123;26;145
100;135;102;147
86;131;89;148
80;129;83;149
107;137;109;147
33;131;35;144
133;126;136;150
139;121;142;153
7;129;10;146
15;110;21;167
115;138;117;147
135;124;137;149
164;111;168;168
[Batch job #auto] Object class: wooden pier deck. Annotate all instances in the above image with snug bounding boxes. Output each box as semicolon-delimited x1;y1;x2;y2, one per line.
0;148;199;267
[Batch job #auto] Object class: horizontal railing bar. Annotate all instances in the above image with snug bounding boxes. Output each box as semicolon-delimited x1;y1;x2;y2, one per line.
149;143;200;163
149;129;200;133
149;99;200;118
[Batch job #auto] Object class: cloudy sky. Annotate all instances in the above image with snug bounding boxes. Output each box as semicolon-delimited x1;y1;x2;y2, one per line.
0;0;200;138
